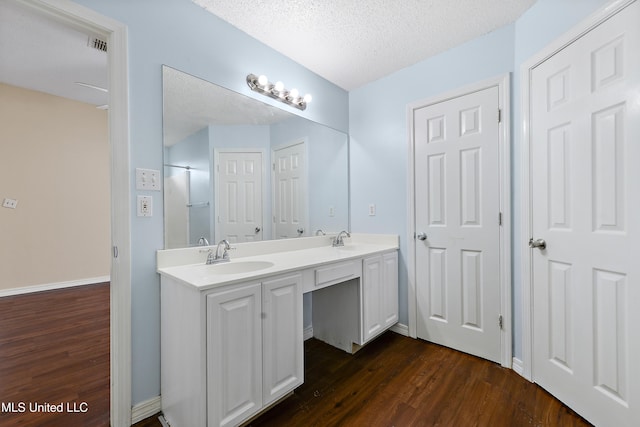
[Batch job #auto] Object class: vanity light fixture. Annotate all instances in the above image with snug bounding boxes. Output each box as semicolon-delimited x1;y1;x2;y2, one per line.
246;73;312;111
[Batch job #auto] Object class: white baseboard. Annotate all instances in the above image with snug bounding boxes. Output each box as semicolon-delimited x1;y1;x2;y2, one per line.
131;395;162;424
390;322;409;336
0;276;110;298
512;357;524;377
303;325;314;341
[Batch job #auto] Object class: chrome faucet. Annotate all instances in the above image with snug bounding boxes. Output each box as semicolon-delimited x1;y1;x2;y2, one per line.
315;229;326;236
197;236;210;246
332;230;351;247
206;239;232;264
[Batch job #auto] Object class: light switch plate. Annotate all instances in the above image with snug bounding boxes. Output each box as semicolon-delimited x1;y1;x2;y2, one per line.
135;168;161;191
368;204;376;216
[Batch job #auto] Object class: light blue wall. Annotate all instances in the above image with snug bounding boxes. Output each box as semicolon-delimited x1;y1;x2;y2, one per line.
74;0;348;405
349;23;516;331
350;0;610;361
74;0;610;407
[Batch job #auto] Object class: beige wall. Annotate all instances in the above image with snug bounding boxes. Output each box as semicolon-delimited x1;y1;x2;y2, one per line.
0;83;110;290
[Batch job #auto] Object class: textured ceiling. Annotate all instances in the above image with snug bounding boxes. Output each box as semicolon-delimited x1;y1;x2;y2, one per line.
0;1;108;106
163;66;295;146
193;0;536;90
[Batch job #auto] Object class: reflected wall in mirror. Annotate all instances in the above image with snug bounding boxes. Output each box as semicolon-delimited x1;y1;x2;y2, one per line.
162;66;349;249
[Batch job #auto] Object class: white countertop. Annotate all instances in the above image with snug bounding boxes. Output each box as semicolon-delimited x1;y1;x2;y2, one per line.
157;234;399;291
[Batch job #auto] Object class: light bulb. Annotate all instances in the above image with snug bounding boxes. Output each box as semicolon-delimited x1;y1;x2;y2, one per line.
289;88;299;99
303;94;312;103
257;75;268;86
274;81;284;92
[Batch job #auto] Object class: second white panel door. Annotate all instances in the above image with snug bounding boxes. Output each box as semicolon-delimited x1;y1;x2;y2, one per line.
415;85;501;363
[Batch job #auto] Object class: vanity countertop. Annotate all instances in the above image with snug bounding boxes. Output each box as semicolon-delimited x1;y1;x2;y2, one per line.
157;234;398;291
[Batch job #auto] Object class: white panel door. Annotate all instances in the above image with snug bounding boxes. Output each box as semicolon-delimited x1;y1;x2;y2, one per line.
262;274;303;406
217;151;263;243
415;86;501;363
530;3;639;426
207;283;262;427
272;142;307;239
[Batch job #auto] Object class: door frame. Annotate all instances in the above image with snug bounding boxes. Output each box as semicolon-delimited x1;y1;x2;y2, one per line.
214;148;267;242
407;74;512;367
21;0;132;424
520;0;635;381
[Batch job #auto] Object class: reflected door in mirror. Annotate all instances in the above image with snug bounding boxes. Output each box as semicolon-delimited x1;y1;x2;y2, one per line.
216;151;263;242
273;141;308;239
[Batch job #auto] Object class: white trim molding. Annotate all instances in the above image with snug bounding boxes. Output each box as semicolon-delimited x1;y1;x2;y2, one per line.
20;1;132;425
407;74;512;368
131;396;162;424
390;323;409;337
303;325;314;341
519;0;635;383
0;276;111;298
512;357;525;378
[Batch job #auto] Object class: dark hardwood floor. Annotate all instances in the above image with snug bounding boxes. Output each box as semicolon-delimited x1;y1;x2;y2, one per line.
136;331;591;427
0;283;110;427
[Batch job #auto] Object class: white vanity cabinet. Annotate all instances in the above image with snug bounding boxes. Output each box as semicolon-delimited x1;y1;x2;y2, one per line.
261;274;304;406
362;251;399;343
162;273;303;427
206;282;262;427
158;234;399;426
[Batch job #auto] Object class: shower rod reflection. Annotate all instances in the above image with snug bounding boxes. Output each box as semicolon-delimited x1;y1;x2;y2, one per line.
164;163;192;170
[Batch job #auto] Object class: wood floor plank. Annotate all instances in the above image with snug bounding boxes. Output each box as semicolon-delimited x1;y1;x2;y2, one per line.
0;283;110;427
134;331;592;427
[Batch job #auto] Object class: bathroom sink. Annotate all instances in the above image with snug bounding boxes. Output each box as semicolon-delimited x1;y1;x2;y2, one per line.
206;260;274;275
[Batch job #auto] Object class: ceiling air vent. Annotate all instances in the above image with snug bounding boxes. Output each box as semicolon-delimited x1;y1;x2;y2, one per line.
88;35;107;53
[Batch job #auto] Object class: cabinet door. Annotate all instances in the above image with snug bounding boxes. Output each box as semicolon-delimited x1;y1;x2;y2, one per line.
362;255;383;342
207;283;262;427
382;251;399;329
262;273;304;405
363;252;399;343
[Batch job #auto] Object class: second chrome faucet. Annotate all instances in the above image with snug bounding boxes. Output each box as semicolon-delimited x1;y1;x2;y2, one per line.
207;239;233;264
332;230;351;247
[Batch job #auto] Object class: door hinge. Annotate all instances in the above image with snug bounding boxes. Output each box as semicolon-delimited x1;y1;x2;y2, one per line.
113;246;119;259
498;314;504;330
272;163;276;171
498;108;502;123
498;212;503;226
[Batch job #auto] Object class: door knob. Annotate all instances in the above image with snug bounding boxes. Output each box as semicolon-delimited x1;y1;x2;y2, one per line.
529;238;546;250
416;232;428;241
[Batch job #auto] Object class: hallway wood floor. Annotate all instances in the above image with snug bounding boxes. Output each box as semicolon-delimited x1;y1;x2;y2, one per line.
0;283;110;427
137;331;591;427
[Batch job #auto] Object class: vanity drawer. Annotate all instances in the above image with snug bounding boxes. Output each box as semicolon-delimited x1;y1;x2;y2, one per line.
310;260;361;292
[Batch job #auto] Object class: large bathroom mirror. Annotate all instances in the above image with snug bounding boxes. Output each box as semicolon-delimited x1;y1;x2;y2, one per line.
162;66;349;249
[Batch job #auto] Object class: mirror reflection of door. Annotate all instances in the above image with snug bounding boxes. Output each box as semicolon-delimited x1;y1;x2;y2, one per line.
216;151;264;243
272;140;308;239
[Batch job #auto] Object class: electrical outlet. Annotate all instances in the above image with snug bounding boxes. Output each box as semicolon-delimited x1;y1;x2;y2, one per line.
137;195;152;217
136;168;161;191
329;206;335;217
2;198;18;209
368;204;376;216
